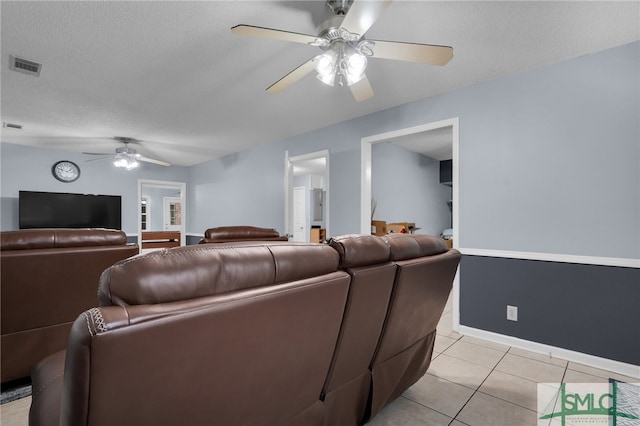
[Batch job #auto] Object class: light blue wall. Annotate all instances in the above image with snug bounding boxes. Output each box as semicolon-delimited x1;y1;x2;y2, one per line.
452;42;639;258
371;142;451;236
188;41;638;258
1;41;636;367
187;141;286;234
0;142;189;234
2;42;638;259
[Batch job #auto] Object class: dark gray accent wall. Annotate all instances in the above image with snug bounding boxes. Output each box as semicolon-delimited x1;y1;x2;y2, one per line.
186;234;201;245
460;255;640;365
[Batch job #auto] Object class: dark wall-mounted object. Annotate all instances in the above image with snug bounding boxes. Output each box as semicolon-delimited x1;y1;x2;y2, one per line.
19;190;122;230
439;159;452;186
312;188;324;222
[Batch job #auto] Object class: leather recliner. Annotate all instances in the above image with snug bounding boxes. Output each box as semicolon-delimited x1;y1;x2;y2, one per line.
0;228;139;384
29;234;460;426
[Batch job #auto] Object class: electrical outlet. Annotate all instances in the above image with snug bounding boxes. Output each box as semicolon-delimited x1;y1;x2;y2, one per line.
507;305;518;321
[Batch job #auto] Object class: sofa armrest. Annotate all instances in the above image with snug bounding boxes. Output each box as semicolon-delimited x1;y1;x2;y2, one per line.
29;350;66;426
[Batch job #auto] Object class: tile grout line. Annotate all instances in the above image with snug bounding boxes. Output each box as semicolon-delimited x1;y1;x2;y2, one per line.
447;343;512;424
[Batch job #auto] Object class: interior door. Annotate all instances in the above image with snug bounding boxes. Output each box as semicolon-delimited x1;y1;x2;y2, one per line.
292;187;307;242
163;197;182;231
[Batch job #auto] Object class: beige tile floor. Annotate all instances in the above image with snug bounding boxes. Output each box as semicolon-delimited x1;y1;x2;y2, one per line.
2;297;637;426
367;298;639;426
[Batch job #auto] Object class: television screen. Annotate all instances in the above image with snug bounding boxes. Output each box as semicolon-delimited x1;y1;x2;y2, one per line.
19;190;122;230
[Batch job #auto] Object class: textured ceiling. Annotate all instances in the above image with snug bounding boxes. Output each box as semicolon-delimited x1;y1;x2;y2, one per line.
1;1;638;167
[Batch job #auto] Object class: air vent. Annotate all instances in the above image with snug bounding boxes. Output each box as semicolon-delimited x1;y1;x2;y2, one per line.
10;55;42;76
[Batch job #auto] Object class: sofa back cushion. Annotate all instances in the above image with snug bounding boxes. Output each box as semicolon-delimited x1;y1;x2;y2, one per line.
99;242;339;306
381;232;448;260
322;235;396;425
200;225;288;243
62;243;350;426
328;234;391;268
1;228;127;250
368;234;461;417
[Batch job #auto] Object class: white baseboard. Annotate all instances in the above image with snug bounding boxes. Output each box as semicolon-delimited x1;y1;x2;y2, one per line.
458;325;640;379
460;248;640;268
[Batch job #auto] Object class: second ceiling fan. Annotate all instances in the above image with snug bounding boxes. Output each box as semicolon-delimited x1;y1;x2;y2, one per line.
231;0;453;102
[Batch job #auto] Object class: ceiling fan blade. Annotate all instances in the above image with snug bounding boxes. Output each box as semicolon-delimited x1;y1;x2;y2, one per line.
267;58;316;93
139;155;171;167
84;156;113;163
369;39;453;66
82;151;112;156
340;0;393;37
350;75;374;102
231;25;322;46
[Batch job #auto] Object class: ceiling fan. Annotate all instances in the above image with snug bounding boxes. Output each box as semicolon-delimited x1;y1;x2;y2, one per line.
83;137;171;170
231;0;453;102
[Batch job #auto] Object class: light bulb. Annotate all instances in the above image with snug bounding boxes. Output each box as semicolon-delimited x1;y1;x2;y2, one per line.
347;53;367;76
314;52;337;86
315;54;334;75
125;158;139;170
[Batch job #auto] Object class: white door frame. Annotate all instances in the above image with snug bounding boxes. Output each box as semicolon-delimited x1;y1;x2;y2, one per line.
284;150;330;239
360;117;460;329
138;179;186;250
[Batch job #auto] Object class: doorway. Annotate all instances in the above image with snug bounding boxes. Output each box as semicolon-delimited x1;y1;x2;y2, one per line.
360;117;460;328
284;150;330;242
138;179;186;253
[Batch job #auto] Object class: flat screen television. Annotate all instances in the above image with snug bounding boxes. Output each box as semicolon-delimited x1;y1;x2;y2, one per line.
19;190;122;230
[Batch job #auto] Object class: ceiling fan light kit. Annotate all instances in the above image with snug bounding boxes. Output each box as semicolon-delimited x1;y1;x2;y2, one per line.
113;148;141;171
231;0;453;101
83;136;171;170
313;40;369;87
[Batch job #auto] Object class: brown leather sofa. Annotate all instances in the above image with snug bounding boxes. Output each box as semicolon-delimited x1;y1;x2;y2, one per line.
29;234;460;426
0;228;139;384
199;225;288;244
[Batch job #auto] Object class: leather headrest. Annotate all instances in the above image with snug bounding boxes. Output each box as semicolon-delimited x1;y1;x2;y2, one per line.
381;234;448;260
99;242;339;306
328;234;391;268
1;228;127;250
203;226;282;241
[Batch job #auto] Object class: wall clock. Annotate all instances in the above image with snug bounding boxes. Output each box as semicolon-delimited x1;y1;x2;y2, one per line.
52;160;80;183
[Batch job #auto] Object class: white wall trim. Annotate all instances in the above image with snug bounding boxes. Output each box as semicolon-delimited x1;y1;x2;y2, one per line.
458;325;640;379
461;248;640;268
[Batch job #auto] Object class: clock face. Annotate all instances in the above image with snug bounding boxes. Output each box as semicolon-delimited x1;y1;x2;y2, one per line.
52;160;80;182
